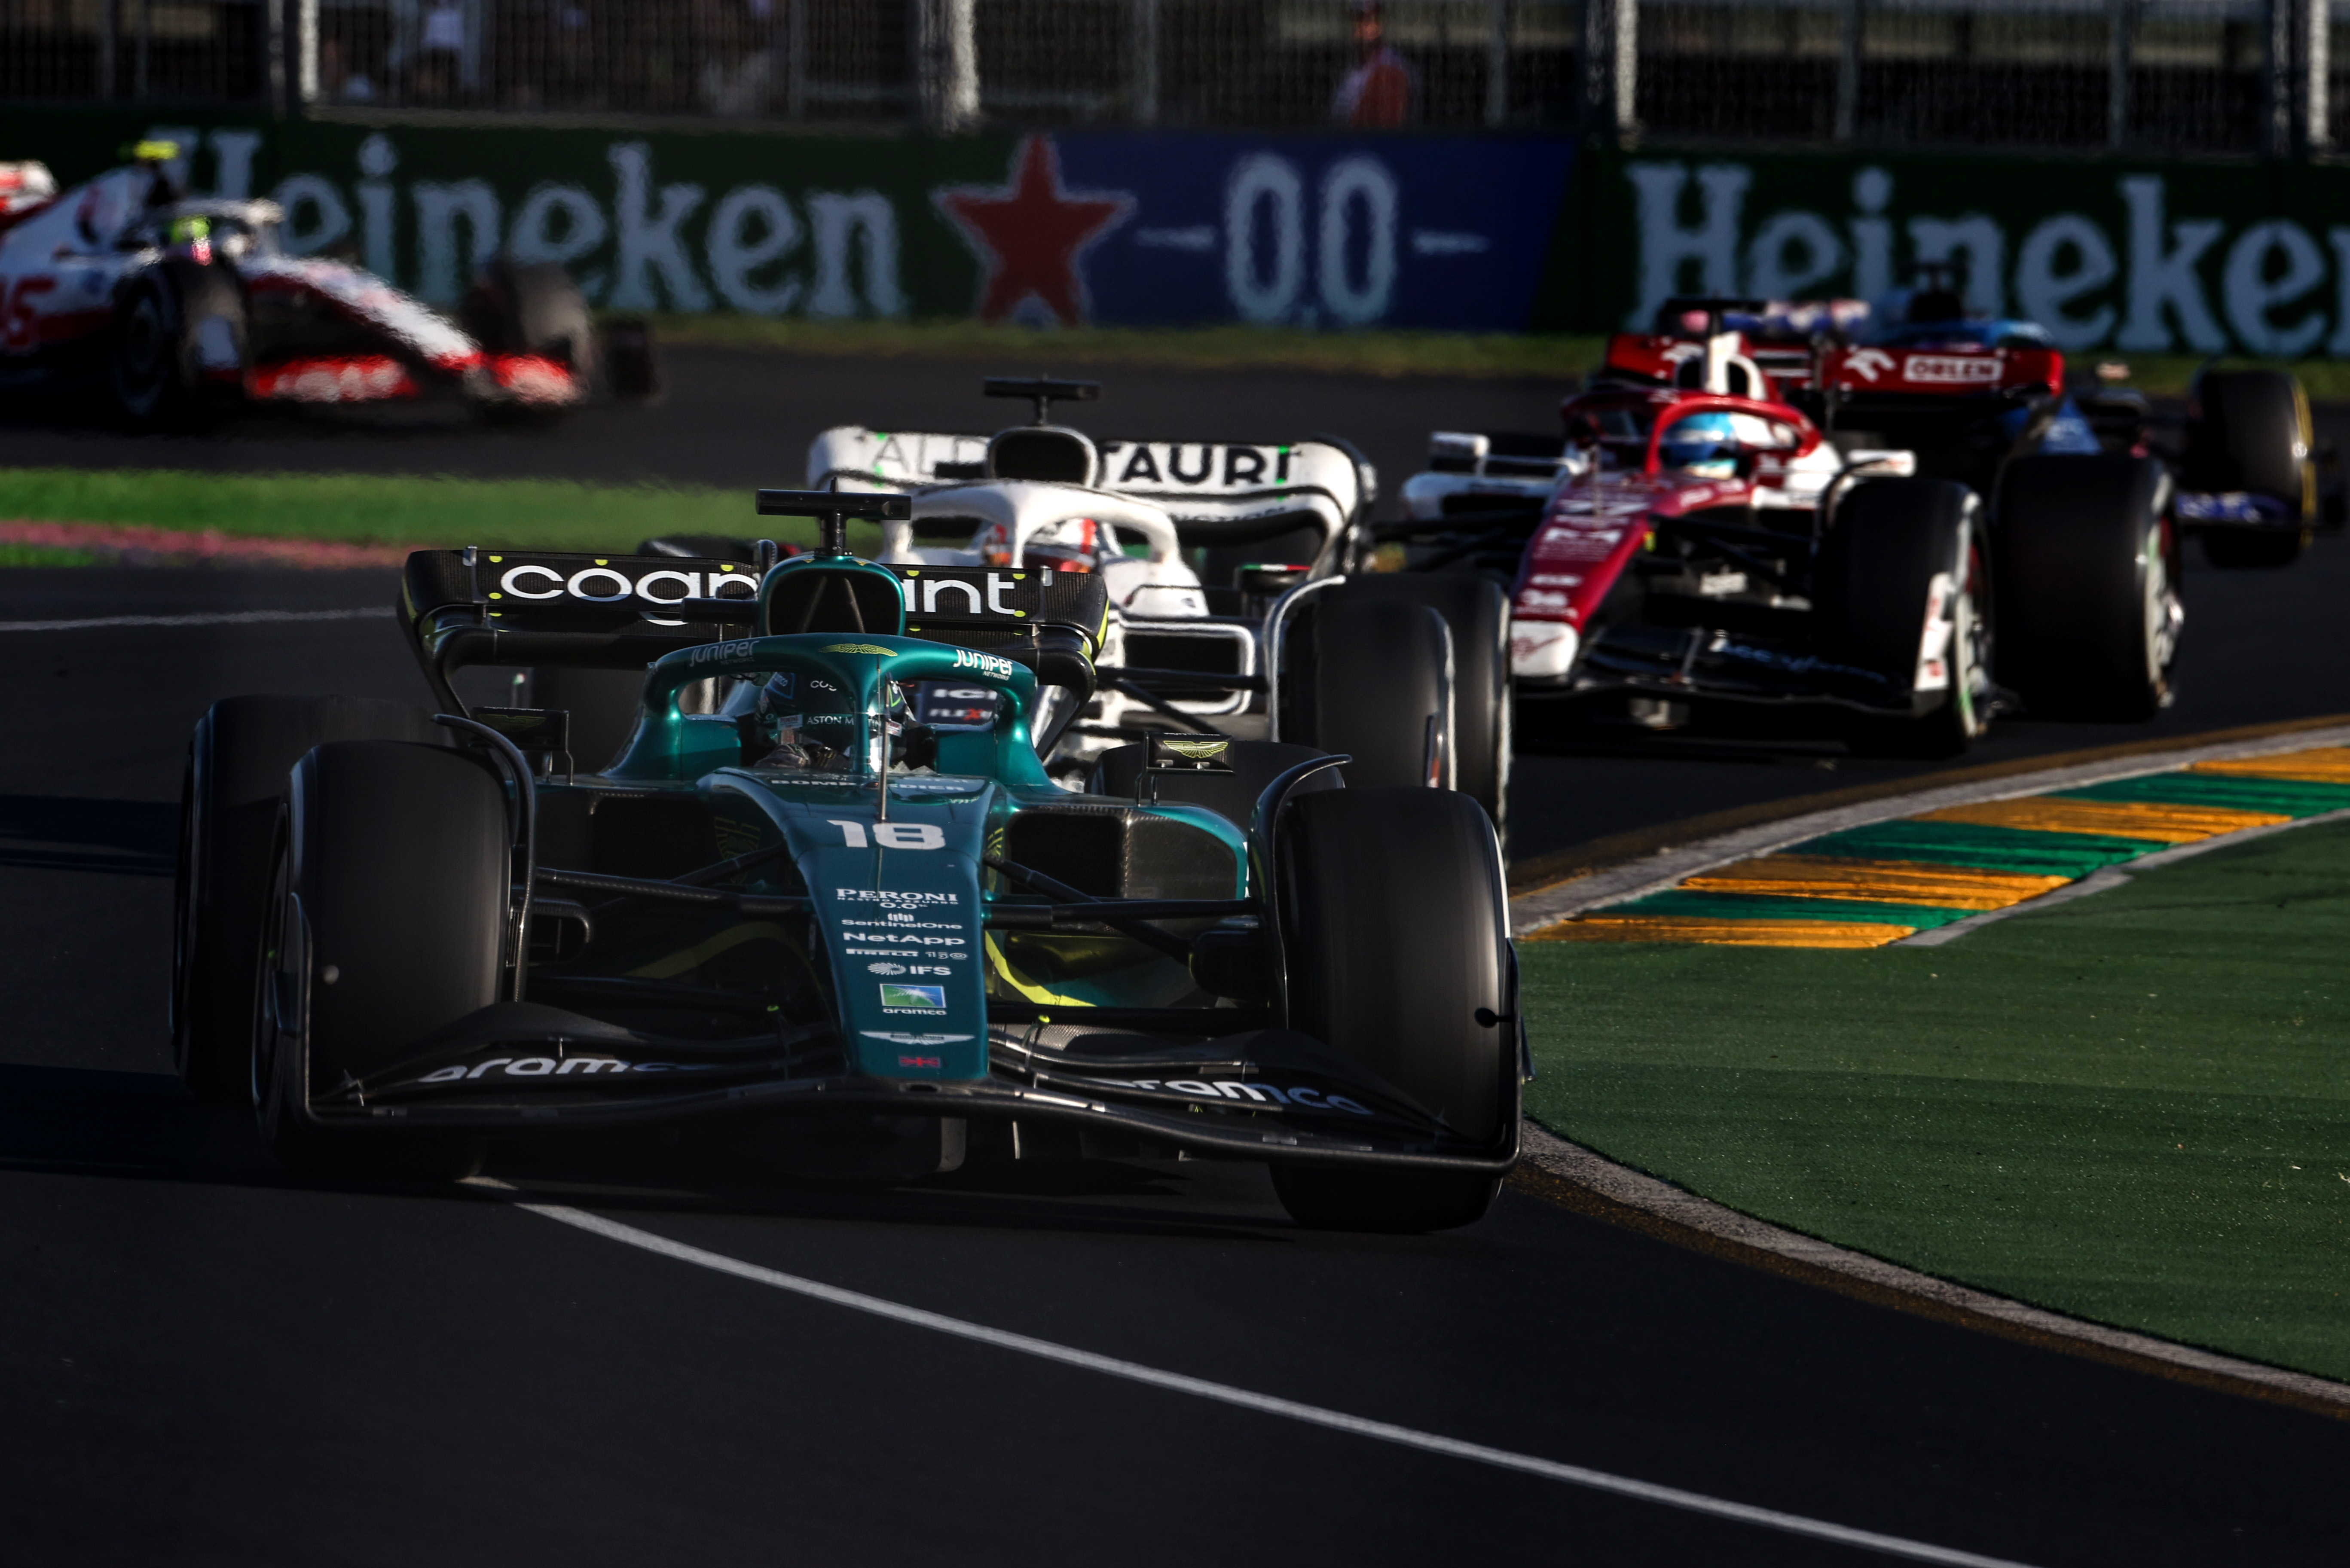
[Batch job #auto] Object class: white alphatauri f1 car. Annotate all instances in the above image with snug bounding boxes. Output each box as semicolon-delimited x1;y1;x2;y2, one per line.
800;378;1513;834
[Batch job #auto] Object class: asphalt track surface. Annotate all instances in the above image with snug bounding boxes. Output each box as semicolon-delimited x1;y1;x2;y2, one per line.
1;354;2346;1563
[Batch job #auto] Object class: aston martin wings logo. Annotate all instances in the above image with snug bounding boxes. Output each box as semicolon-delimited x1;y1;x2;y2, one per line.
823;643;897;656
860;1031;978;1046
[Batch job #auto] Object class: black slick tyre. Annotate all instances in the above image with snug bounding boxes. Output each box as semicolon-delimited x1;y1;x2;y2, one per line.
1991;453;2180;721
2186;370;2313;567
253;740;507;1179
462;254;603;420
1327;575;1512;840
598;317;663;401
174;696;443;1102
1280;598;1454;791
110;265;242;428
1271;787;1512;1232
462;256;597;375
1816;477;1991;759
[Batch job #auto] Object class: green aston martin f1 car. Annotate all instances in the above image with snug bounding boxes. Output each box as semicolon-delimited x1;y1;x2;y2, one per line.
173;491;1522;1232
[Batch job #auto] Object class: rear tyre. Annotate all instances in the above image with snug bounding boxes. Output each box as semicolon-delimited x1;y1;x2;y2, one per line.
1272;787;1512;1232
2185;371;2312;568
1992;453;2180;721
253;741;507;1179
2186;369;2313;501
1816;478;1991;759
1327;576;1512;842
174;696;443;1102
599;318;662;401
1280;599;1454;791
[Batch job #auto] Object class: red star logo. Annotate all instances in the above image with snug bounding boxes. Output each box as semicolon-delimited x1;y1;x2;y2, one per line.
936;136;1131;328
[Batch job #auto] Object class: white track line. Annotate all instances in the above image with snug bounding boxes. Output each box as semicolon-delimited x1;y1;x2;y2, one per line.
0;607;393;633
493;1187;2041;1568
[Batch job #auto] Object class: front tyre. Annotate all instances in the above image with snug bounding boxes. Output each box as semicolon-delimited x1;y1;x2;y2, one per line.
1271;787;1513;1232
1326;575;1513;842
1281;598;1456;791
175;696;443;1102
253;740;508;1179
110;266;242;429
1817;478;1993;759
1992;454;2180;721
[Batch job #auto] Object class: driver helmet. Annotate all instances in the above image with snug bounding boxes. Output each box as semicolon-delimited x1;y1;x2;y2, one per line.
744;674;817;771
748;668;859;771
980;516;1111;573
167;214;212;264
1023;517;1108;574
1658;411;1740;479
745;672;933;772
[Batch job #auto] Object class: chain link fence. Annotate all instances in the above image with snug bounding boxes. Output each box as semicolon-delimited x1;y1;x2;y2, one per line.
1;0;2343;152
3;0;272;102
1640;0;2332;153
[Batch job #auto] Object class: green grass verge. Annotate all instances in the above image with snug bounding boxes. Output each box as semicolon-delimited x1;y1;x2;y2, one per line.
639;313;1602;381
1519;821;2350;1382
0;467;877;553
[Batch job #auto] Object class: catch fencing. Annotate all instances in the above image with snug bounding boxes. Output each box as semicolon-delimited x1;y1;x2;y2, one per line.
0;0;2343;152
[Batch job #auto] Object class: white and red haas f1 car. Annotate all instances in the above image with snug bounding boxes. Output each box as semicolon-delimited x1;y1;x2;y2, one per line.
0;143;653;425
1397;297;2197;754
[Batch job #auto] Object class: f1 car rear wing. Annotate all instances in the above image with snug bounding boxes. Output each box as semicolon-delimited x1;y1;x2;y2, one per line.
400;544;1111;715
805;426;1371;554
1599;331;1806;401
1602;299;1871;400
1820;343;2061;400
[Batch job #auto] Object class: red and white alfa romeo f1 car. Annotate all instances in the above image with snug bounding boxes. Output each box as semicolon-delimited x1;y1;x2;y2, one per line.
0;144;652;425
1394;296;2194;753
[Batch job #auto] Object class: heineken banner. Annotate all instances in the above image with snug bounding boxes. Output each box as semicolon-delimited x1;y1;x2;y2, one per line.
15;106;2350;356
1545;143;2350;358
0;108;1574;332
